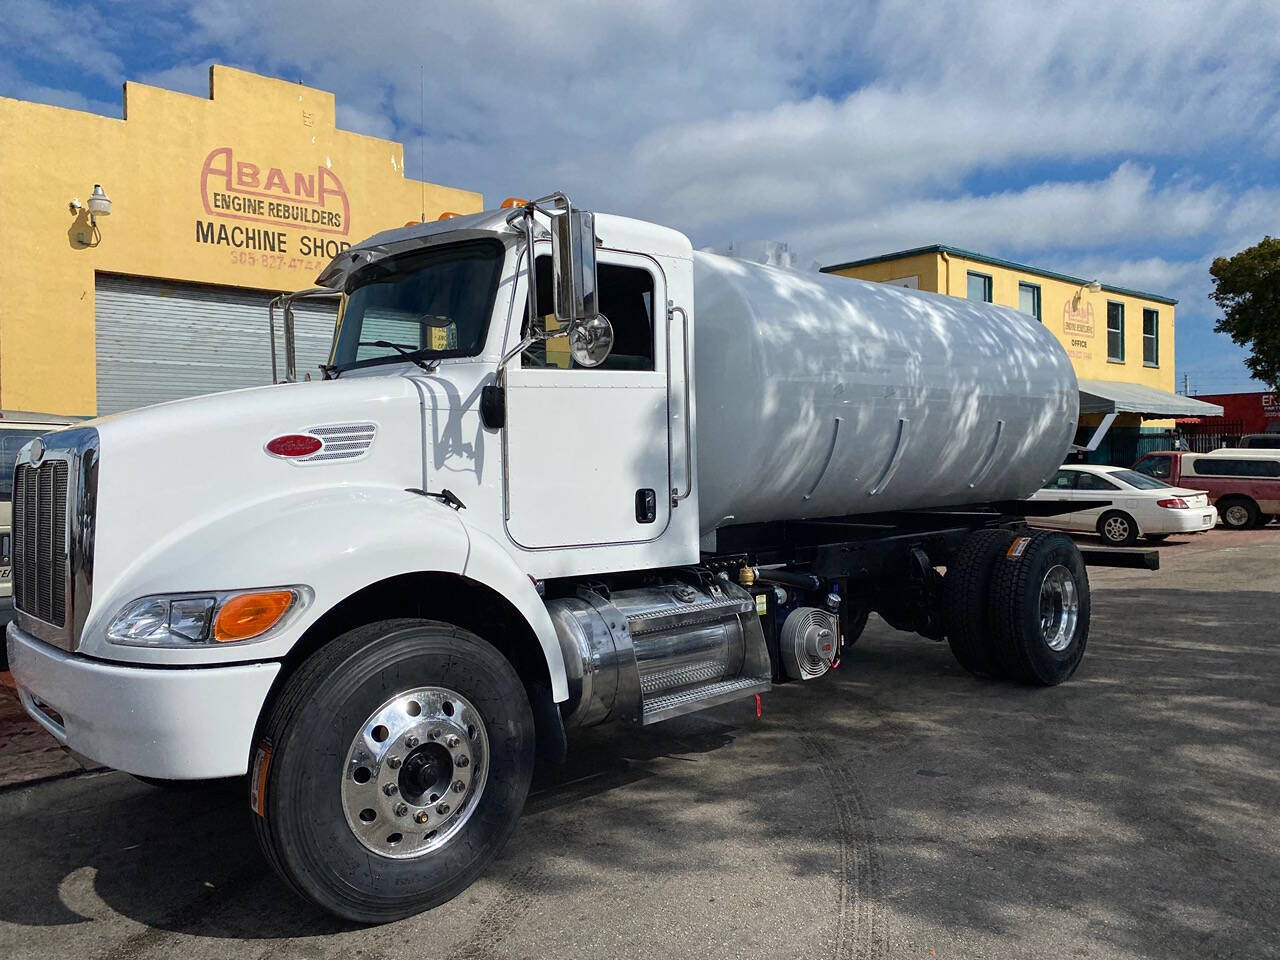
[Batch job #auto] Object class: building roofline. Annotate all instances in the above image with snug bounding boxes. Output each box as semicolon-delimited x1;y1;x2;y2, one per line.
819;243;1178;305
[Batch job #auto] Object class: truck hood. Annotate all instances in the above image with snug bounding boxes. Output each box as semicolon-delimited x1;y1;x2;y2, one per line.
84;375;428;632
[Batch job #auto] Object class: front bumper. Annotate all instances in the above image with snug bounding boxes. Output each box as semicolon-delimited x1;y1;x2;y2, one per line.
6;622;279;779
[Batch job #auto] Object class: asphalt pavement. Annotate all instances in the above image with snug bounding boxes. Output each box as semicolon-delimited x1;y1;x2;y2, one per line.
1;527;1277;959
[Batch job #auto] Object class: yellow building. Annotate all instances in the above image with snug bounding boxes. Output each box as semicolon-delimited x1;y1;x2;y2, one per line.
0;65;482;417
822;244;1220;464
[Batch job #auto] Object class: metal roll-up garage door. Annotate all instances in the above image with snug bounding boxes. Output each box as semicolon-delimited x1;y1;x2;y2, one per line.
94;275;339;416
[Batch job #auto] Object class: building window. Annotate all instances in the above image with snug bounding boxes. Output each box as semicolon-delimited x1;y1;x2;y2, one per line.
1018;282;1041;321
967;272;992;303
1107;301;1125;362
1143;308;1159;366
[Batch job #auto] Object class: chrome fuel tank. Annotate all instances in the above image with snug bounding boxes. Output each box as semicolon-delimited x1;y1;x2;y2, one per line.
691;252;1078;536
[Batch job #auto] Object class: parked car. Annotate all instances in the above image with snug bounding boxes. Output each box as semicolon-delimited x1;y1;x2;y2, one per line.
1029;464;1216;546
1236;433;1280;450
1132;450;1280;529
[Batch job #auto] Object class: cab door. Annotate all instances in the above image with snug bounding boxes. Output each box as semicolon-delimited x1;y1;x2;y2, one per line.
503;250;671;549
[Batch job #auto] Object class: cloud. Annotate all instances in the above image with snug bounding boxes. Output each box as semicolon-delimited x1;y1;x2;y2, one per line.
2;0;1278;387
0;0;126;84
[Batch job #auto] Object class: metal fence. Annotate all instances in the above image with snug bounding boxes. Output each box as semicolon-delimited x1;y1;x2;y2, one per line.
1181;419;1245;453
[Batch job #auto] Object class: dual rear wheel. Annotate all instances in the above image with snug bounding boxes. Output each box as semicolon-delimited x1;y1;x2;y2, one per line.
943;529;1090;685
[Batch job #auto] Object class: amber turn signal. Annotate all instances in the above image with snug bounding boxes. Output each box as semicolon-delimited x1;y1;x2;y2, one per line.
214;590;295;643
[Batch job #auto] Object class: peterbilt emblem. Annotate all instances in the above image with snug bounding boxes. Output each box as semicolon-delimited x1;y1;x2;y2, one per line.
28;438;44;464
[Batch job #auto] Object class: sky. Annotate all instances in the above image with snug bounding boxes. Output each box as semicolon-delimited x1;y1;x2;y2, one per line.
4;0;1278;395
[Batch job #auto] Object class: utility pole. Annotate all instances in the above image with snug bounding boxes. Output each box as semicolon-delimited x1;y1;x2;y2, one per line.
1183;373;1190;396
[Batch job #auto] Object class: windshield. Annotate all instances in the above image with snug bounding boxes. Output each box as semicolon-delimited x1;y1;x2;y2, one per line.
1112;469;1171;490
330;239;505;371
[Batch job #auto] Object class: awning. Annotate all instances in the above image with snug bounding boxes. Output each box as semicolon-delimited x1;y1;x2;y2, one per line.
1077;379;1224;418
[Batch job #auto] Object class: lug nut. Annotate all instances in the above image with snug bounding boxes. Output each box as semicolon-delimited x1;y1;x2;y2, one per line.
405;735;420;748
429;729;440;740
445;734;460;748
386;755;402;769
436;803;450;815
382;783;398;796
453;780;466;793
455;755;470;768
394;802;408;817
414;810;430;824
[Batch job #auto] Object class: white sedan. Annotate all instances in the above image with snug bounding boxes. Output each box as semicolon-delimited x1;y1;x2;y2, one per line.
1028;464;1217;546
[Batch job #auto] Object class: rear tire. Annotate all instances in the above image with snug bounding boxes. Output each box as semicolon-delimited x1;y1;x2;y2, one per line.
1097;510;1139;547
841;601;871;648
251;619;535;924
943;528;1016;678
989;532;1090;686
1218;497;1258;530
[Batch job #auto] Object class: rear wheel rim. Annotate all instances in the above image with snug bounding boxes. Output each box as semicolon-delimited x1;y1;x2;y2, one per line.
1103;516;1130;542
1039;564;1079;652
1224;504;1249;527
340;686;489;859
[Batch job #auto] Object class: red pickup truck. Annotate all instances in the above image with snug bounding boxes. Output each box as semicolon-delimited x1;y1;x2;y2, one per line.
1132;450;1280;529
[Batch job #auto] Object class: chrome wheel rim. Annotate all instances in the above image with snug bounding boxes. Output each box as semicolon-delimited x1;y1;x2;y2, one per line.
1039;564;1079;652
1102;516;1130;542
340;686;488;859
1224;505;1249;527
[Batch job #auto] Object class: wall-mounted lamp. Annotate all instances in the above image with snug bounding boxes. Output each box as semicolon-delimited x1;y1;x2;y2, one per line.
86;184;112;226
1073;278;1102;303
69;184;112;246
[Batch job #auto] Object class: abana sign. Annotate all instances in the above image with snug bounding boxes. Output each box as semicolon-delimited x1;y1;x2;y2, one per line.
195;146;354;261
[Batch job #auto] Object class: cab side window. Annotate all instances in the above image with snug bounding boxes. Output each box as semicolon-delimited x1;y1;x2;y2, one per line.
522;256;655;371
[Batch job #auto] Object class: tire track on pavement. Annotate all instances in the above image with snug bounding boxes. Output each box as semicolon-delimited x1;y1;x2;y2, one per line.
446;862;550;960
802;735;889;960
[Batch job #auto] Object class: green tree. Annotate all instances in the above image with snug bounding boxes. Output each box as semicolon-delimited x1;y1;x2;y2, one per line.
1210;237;1280;390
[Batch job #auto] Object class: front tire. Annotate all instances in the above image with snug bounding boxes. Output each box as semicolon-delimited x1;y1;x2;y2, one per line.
989;532;1090;686
252;619;535;924
1097;510;1139;547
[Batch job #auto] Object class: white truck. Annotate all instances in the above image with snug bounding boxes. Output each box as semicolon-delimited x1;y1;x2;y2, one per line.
8;195;1133;923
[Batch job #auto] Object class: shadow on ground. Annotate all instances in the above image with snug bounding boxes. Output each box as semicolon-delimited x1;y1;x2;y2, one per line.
0;584;1276;958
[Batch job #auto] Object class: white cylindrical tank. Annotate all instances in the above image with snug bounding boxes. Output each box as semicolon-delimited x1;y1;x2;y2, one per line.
692;252;1078;536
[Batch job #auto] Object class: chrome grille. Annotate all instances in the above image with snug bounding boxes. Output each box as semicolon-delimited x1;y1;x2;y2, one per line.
13;460;70;627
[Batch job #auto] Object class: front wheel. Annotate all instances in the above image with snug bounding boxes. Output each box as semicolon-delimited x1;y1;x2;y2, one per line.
252;619;535;923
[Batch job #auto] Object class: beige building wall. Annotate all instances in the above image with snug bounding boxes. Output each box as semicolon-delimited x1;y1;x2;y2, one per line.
0;65;483;415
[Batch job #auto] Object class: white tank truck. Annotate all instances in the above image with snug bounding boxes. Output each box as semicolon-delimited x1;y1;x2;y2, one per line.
7;194;1149;922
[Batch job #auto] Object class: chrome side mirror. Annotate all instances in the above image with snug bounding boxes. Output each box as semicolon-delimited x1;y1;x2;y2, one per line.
551;209;599;327
569;314;614;367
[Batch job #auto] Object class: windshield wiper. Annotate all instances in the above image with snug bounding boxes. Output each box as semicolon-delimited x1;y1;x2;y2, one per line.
357;340;439;374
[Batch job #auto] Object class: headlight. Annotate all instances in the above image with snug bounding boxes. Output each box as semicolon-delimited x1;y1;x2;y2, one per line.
106;586;311;647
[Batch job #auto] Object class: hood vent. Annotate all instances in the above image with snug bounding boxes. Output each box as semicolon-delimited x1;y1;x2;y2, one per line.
298;422;377;463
